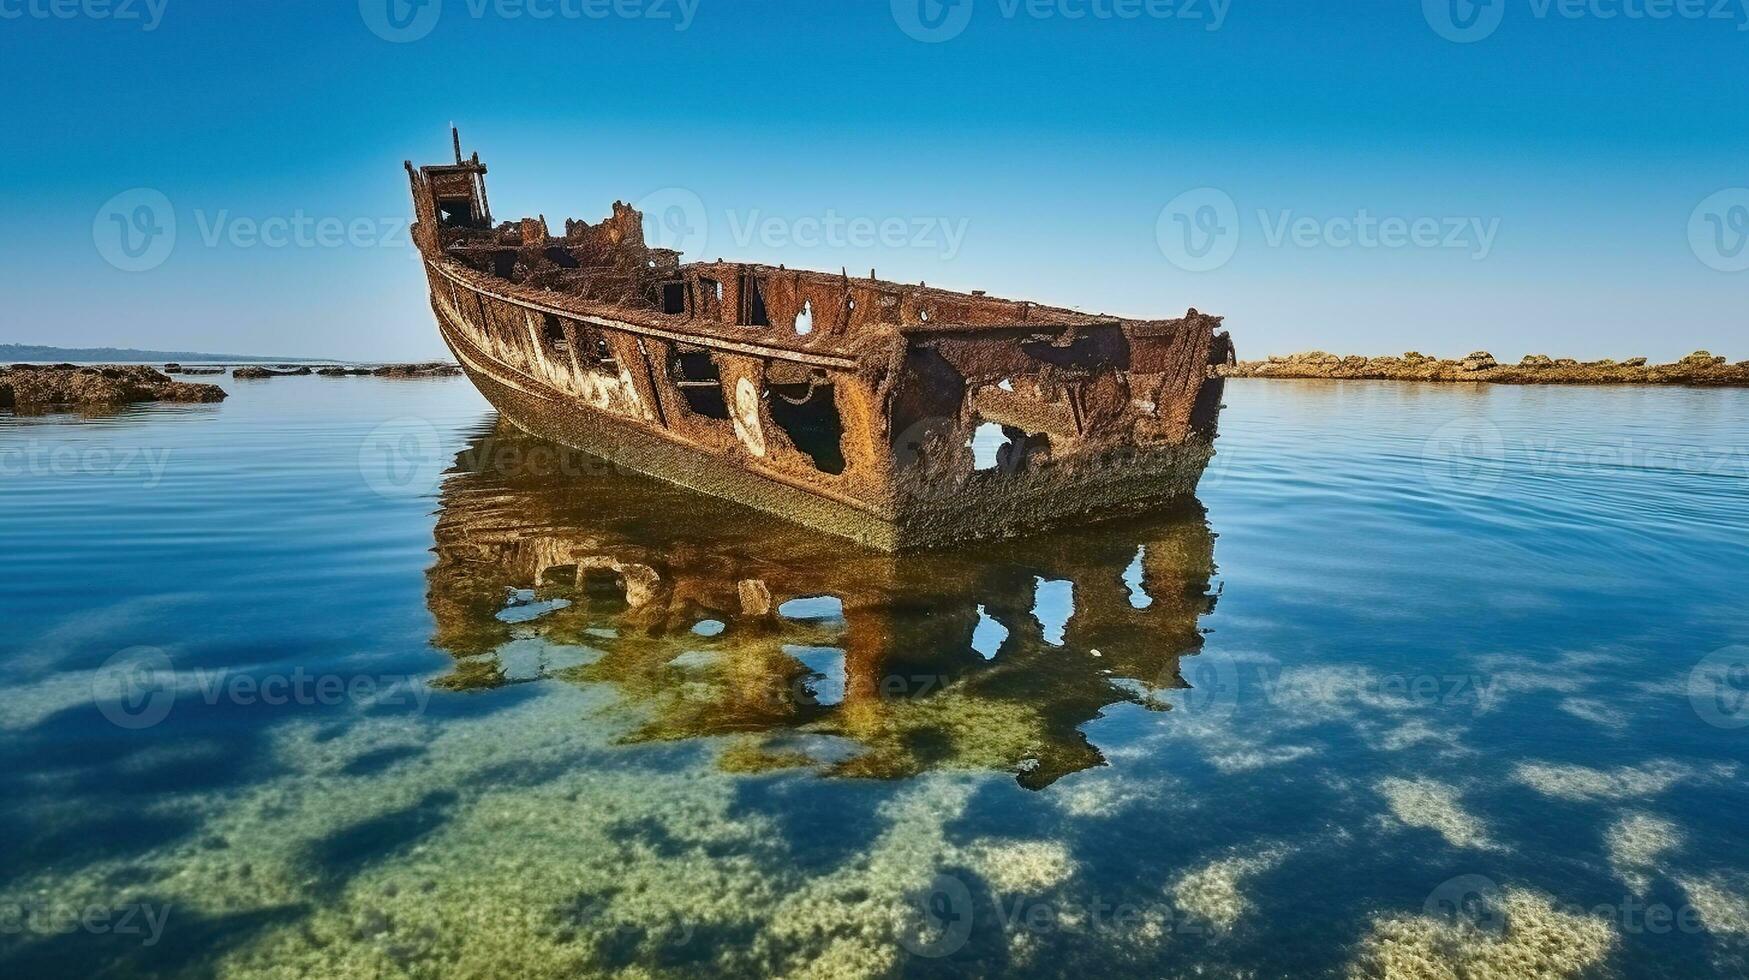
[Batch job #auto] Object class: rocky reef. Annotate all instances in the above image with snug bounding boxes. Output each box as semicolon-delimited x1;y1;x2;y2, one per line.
1220;350;1749;385
0;363;226;409
369;362;462;378
227;362;462;379
231;366;313;379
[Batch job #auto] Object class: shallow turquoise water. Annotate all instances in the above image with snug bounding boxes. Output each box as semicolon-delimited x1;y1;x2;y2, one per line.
2;376;1746;978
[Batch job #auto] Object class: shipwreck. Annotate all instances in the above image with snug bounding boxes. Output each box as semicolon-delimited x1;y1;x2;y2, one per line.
406;130;1233;550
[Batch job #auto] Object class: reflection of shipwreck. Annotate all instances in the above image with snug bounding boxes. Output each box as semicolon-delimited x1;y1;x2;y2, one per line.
427;425;1221;789
407;131;1233;550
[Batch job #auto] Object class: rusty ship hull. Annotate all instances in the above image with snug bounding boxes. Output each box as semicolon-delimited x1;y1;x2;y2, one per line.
407;132;1232;551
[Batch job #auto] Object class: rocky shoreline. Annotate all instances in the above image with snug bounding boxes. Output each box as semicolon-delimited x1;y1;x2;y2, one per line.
220;362;461;380
2;360;466;411
229;366;313;379
1219;350;1749;385
1;364;227;409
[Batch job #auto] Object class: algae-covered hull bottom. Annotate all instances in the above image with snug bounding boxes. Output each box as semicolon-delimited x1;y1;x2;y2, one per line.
410;130;1233;551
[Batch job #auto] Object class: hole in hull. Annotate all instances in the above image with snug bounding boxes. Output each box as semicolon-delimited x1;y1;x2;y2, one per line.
969;422;1050;474
541;314;568;353
767;380;845;474
660;281;687;315
739;273;770;327
970;422;1007;471
579;568;629;611
669;347;729;419
437;198;476;228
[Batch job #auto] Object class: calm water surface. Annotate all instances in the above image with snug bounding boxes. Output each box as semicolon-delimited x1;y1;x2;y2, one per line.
2;377;1746;978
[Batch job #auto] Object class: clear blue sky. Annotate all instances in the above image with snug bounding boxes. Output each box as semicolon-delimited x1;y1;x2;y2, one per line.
2;0;1744;360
